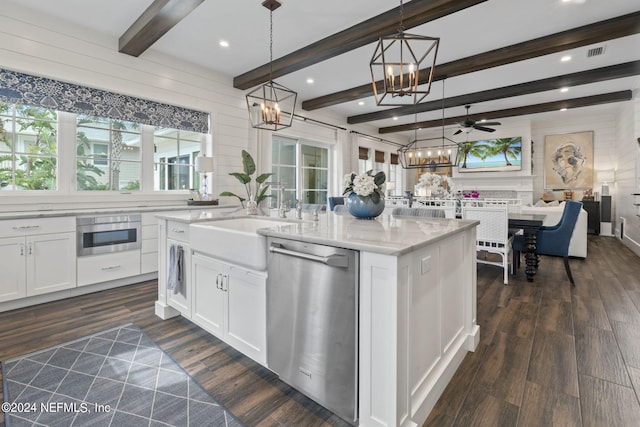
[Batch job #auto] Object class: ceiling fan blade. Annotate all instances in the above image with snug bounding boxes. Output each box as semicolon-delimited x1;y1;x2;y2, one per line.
473;125;496;132
479;121;501;126
453;129;463;135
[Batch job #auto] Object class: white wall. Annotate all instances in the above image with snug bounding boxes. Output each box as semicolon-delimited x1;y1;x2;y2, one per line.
0;2;400;212
615;92;640;256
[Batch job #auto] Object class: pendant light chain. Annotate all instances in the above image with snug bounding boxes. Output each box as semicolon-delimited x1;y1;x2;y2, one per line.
399;0;405;33
269;7;273;83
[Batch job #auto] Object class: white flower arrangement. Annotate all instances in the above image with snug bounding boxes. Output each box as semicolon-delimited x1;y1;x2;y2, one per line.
415;173;453;198
343;170;386;203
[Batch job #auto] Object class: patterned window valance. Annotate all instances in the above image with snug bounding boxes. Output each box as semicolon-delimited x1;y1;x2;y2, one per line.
0;68;209;133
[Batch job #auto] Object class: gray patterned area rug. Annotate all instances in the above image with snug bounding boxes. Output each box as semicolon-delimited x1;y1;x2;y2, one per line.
2;323;244;427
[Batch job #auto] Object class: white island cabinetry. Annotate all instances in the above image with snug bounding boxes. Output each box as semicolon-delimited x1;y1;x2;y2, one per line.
155;208;267;365
191;252;267;364
156;212;479;427
0;217;76;302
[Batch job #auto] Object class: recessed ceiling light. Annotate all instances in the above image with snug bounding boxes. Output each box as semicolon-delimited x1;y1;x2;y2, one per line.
219;40;229;48
560;107;568;111
306;78;314;84
560;87;569;92
393;116;398;121
479;119;487;123
358;101;364;106
561;55;572;62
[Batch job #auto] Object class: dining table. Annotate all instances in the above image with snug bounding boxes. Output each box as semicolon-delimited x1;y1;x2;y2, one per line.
509;213;545;281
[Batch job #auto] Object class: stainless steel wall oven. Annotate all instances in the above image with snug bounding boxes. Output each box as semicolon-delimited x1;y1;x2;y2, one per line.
76;214;141;256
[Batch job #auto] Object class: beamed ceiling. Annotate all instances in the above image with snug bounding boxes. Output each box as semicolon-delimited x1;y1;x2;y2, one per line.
8;0;640;142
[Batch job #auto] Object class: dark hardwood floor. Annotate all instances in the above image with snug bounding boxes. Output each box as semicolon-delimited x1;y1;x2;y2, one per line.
1;235;640;426
425;235;640;427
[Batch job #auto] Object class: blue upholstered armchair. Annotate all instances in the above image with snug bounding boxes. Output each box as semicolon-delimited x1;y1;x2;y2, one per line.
512;200;582;285
328;196;345;211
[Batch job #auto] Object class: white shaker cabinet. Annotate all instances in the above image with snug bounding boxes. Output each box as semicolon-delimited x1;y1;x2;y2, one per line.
0;237;27;301
191;252;225;336
0;217;76;302
191;252;267;365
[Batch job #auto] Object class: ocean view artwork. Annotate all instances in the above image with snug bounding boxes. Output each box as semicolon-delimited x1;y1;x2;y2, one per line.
457;136;523;172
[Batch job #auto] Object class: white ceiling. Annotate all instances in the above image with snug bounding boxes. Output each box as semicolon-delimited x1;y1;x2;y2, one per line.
6;0;640;139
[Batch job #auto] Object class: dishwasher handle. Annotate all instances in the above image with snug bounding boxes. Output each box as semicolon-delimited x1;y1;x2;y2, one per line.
269;243;349;268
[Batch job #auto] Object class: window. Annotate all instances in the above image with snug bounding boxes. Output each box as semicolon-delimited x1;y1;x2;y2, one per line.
389;153;399;196
0;103;58;191
358;146;371;174
154;128;201;190
93;143;108;166
272;136;329;208
76;116;142;190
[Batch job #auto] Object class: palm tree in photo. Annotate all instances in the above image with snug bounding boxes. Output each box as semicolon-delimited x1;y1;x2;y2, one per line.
490;137;522;166
457;140;490;169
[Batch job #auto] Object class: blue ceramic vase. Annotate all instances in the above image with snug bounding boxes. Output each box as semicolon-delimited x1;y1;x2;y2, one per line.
346;192;385;219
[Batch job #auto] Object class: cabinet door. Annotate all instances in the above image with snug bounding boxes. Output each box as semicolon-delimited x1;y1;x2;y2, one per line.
226;265;267;364
0;237;27;302
27;232;76;296
166;239;191;318
191;253;225;337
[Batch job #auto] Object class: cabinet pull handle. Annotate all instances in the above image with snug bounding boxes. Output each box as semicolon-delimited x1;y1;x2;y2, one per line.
216;273;222;290
101;265;121;271
223;274;229;292
28;243;32;255
12;225;41;230
171;228;185;233
19;244;25;256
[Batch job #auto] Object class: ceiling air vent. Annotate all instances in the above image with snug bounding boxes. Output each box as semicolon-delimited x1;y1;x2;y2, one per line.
587;46;605;58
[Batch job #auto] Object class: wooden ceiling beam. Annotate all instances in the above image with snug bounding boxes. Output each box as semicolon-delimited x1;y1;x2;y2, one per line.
305;11;640;112
379;91;633;134
348;60;640;125
119;0;205;57
232;0;488;90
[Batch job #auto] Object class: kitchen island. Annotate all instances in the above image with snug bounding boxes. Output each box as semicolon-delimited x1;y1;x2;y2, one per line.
155;211;479;427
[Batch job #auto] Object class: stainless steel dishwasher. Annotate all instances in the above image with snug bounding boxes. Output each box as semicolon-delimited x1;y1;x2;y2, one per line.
266;237;358;424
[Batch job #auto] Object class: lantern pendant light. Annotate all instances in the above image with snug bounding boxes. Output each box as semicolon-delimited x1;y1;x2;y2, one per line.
370;0;440;106
246;0;297;131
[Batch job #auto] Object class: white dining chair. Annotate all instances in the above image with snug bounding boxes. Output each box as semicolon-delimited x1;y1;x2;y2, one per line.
391;207;445;218
462;201;512;285
412;198;456;218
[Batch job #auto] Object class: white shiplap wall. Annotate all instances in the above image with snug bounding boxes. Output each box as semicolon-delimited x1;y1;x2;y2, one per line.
531;110;619;203
616;93;640;255
0;2;397;211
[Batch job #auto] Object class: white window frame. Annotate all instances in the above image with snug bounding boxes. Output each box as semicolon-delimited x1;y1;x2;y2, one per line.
271;135;332;208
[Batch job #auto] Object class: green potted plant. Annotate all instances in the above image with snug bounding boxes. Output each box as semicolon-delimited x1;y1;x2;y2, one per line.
220;150;272;214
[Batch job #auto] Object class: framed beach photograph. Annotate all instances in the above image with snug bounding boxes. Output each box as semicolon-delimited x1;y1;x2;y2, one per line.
544;131;594;189
456;136;522;173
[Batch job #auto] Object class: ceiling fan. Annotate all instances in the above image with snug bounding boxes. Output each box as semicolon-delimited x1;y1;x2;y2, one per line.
453;105;501;135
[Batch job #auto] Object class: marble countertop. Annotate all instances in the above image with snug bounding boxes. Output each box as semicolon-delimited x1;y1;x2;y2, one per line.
0;204;235;220
155;208;241;223
156;210;477;256
257;213;477;256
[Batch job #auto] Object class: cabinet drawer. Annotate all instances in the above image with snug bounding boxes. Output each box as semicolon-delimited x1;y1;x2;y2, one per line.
141;237;158;254
0;216;75;238
141;212;157;226
167;221;190;242
77;251;141;286
141;224;158;240
141;252;158;274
